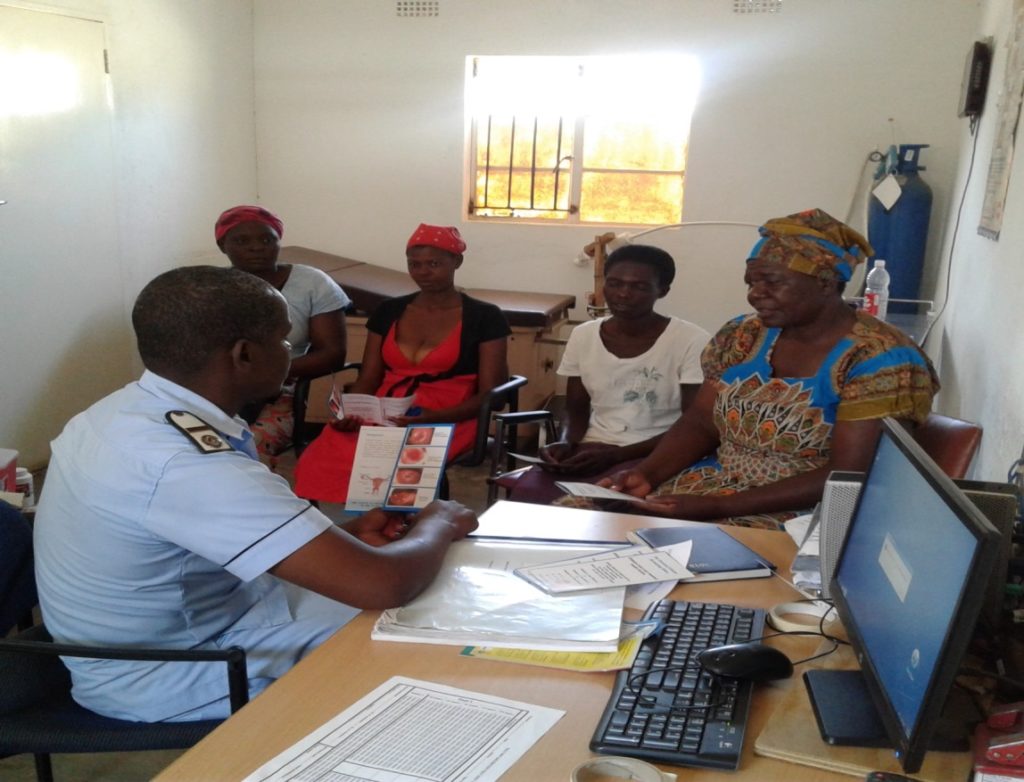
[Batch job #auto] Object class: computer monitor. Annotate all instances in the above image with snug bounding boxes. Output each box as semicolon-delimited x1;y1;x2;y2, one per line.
805;417;1000;773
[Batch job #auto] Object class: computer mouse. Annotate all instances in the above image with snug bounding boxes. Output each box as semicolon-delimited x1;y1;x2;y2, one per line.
696;641;794;682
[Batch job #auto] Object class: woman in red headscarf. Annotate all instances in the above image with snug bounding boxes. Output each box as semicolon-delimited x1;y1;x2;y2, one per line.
293;224;511;504
215;205;350;459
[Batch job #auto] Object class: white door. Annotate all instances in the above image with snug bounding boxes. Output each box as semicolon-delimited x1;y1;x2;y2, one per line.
0;6;132;468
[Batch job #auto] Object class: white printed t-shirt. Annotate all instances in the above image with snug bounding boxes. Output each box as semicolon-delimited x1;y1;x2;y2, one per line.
557;316;710;446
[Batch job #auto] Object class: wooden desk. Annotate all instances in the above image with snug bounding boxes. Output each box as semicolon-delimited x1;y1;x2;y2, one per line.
153;503;854;781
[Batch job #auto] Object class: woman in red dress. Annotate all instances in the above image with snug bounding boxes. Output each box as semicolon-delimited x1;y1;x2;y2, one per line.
293;224;510;503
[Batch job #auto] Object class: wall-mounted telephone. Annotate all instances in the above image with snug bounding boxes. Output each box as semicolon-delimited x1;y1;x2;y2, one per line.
958;39;992;119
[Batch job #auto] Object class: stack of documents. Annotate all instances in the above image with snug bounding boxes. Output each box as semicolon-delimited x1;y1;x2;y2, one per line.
371;538;628;652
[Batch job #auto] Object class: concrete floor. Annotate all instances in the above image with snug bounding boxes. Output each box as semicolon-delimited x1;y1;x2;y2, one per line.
0;453;494;781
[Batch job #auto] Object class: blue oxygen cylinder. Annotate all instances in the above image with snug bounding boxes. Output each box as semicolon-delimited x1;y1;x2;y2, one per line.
867;144;932;312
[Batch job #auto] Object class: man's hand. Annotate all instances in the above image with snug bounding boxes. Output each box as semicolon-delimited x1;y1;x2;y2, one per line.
342;508;410;546
410;499;479;540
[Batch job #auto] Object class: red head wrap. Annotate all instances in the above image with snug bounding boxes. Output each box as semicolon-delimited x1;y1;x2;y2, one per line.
406;223;466;255
215;205;284;243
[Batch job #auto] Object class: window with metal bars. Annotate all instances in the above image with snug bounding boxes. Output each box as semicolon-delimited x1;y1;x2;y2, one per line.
466;55;700;225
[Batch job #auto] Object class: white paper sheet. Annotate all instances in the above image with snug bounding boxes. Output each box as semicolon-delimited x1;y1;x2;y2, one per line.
554;480;645;503
242;677;563;782
514;542;695;594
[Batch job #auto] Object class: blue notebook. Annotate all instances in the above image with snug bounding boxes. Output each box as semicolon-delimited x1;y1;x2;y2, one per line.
629;525;775;582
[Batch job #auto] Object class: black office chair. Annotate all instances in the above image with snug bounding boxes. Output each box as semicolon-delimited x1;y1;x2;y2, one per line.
486;395;564;505
432;374;529;504
0;500;37;635
293;362;364;457
0;503;251;782
0;627;249;782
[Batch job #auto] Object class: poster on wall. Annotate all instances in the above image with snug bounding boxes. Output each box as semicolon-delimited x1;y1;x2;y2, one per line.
979;0;1024;240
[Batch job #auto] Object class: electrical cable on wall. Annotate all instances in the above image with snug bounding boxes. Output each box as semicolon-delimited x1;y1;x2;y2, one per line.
919;114;983;348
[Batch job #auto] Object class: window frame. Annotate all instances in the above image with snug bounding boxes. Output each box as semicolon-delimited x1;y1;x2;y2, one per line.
465;55;697;227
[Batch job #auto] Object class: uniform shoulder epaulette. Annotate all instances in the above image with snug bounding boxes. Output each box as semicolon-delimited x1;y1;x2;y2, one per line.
165;411;233;454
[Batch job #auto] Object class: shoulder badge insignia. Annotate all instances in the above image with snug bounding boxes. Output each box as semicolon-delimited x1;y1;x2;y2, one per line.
165;411;233;454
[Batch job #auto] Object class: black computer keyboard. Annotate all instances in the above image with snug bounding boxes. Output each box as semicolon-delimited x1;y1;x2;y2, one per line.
590;598;766;771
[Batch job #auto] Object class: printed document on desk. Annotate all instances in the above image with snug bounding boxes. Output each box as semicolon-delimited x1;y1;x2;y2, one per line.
514;542;695;594
242;676;563;782
371;538;627;651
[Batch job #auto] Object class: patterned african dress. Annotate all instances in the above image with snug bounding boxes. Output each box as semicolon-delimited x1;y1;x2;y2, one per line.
662;311;938;528
558;311;939;529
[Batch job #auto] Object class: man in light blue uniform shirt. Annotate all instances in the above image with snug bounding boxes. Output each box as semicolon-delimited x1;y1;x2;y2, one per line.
33;266;478;723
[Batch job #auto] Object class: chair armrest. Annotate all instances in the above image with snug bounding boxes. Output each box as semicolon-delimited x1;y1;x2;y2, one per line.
458;375;529;468
0;630;250;713
484;374;528;412
493;410;554;426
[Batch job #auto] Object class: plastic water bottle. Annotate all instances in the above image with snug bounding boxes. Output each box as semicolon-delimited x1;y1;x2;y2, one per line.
863;259;890;321
15;467;35;510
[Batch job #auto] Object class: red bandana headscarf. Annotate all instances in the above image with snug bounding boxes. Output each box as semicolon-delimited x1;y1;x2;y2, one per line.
215;205;284;244
406;223;466;255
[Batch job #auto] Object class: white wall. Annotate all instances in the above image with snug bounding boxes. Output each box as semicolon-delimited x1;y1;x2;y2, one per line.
934;0;1024;480
1;0;256;467
6;0;1019;484
253;0;979;336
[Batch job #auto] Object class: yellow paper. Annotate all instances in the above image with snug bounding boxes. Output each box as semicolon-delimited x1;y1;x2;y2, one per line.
461;630;647;672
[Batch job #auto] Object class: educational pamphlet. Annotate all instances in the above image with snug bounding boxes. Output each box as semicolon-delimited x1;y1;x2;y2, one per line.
627;525;775;582
328;388;415;425
345;424;454;512
554;481;646;503
507;450;546;464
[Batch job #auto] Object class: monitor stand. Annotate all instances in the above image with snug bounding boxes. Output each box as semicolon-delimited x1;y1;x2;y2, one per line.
803;670;975;751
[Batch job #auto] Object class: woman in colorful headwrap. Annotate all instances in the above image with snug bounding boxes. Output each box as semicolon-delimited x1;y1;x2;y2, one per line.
293;223;511;504
586;208;939;529
216;205;350;458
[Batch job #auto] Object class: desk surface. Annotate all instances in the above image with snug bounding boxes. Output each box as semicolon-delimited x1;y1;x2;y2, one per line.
153;503;879;781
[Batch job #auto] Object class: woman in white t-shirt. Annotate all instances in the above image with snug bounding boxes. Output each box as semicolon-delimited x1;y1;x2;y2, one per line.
508;244;710;504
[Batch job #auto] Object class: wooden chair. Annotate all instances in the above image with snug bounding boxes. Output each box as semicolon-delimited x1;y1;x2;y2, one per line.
909;412;983;480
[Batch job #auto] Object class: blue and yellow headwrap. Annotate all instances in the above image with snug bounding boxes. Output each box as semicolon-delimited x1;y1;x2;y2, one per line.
747;208;873;283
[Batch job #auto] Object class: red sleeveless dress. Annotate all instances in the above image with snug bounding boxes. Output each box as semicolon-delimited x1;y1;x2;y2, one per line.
293;322;478;503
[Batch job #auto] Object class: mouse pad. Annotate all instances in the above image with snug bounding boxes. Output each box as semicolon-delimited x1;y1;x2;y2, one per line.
753;643;971;781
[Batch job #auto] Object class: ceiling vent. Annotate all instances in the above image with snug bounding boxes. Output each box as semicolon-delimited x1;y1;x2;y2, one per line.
397;1;439;16
733;0;783;13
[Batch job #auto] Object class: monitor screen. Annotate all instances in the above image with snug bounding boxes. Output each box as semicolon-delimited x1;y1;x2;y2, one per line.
829;418;999;772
